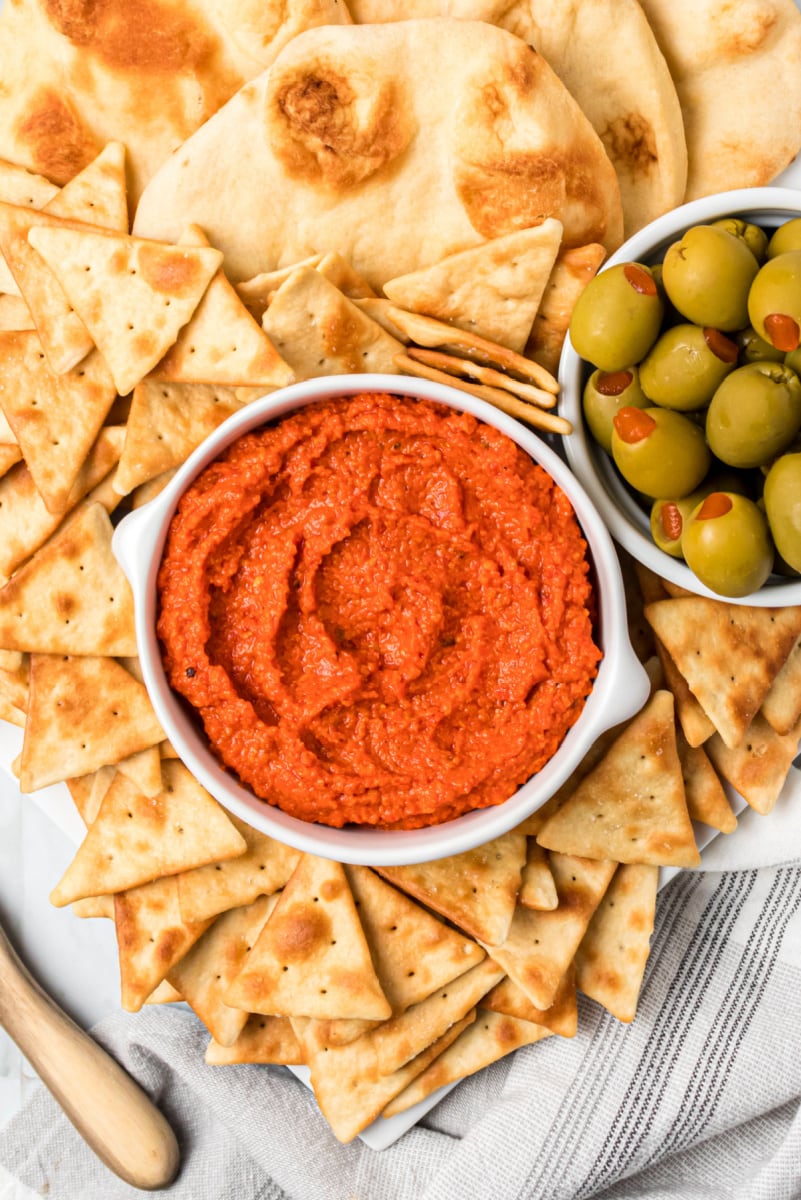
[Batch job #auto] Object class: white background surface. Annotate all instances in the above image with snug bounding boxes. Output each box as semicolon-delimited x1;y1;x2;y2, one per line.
2;62;801;1151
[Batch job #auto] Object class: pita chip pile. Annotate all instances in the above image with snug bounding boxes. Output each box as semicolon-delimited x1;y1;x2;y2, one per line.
0;0;800;1152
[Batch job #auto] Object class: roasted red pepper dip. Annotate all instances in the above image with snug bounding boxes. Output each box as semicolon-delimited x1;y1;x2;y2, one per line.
156;392;601;829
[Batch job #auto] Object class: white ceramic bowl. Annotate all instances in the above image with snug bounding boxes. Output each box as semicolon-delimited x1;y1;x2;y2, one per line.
560;185;801;606
113;373;649;866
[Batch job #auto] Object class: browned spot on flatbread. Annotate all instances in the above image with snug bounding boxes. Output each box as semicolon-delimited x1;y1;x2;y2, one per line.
42;0;213;73
272;904;332;961
601;113;658;177
138;245;204;297
716;0;779;57
16;87;100;183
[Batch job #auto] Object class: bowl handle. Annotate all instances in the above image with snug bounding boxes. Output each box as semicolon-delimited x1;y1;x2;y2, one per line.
112;500;167;589
598;639;652;731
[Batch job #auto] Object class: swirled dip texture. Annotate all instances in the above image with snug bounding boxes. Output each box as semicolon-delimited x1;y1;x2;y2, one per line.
157;393;600;828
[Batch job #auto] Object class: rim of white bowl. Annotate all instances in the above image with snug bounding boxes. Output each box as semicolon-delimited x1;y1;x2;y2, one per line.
113;373;650;865
560;186;801;607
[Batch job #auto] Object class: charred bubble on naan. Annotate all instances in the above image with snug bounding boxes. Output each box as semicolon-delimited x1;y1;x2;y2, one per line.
638;0;801;200
0;0;352;202
345;0;686;240
133;20;623;288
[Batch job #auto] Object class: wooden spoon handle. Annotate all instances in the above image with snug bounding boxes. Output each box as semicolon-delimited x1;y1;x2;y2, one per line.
0;922;180;1191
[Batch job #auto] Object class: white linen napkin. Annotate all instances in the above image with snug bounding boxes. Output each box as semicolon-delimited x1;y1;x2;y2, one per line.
1;777;800;1200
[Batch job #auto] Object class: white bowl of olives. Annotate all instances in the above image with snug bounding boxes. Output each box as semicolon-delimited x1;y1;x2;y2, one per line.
559;186;801;605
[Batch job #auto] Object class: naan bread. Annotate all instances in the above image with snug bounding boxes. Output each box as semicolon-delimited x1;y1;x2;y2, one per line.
638;0;801;199
0;0;351;202
346;0;686;240
133;20;623;287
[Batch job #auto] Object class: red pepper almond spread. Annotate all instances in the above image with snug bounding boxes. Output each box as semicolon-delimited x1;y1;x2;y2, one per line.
156;392;601;830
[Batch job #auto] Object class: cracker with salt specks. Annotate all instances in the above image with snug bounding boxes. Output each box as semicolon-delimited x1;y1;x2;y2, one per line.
113;874;213;1013
575;863;658;1024
376;831;527;947
261;266;404;379
760;635;801;736
0;502;137;656
537;691;700;868
225;854;391;1021
0;203;98;373
177;814;301;925
115;745;164;798
149;225;293;388
383;220;563;354
483;963;578;1038
0;332;117;513
27;224;223;395
373;958;504;1077
19;653;164;792
0;425;124;580
383;1009;551;1120
114;380;246;497
705;712;801;816
645;598;801;749
308;1011;476;1144
49;760;247;907
346;865;485;1013
45;141;128;233
169;894;277;1047
482;854;617;1011
525;242;607;374
518;840;558;911
677;728;737;834
205;1013;304;1066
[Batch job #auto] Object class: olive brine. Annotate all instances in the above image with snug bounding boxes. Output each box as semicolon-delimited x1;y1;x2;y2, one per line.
570;216;801;598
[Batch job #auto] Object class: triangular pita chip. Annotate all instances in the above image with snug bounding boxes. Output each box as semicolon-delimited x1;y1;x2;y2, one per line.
677;729;737;834
346;866;485;1013
205;1014;303;1066
525;242;606;374
316;251;377;299
169;894;277;1046
0;502;137;655
145;980;184;1005
27;224;223;395
0;444;21;481
0;332;117;512
308;1010;475;1144
114;380;246;497
49;760;247;906
383;1009;551;1120
483;964;578;1038
0;160;59;294
654;634;715;747
383;221;563;353
0;202;99;372
482;854;617;1010
372;958;503;1076
645;598;801;749
575;863;658;1023
72;894;114;920
537;691;701;868
261;266;404;379
177;814;300;924
290;1015;378;1058
377;832;527;947
19;654;164;792
65;765;114;827
115;745;164;798
0;425;124;579
46;141;128;232
149;225;293;388
761;635;801;736
518;841;558;911
114;875;213;1012
0;692;25;726
0;294;34;330
705;713;801;815
225;854;391;1021
234;254;324;320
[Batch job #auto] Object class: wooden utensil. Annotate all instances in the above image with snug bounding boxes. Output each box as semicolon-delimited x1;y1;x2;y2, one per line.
0;918;180;1190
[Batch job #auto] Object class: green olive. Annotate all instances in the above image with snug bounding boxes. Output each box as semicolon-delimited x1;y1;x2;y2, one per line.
582;367;648;453
763;452;801;572
785;347;801;375
611;406;710;499
661;224;760;331
747;250;801;352
767;218;801;259
638;324;738;410
568;262;664;371
650;487;710;558
682;492;773;597
705;362;801;468
710;217;768;263
737;326;786;364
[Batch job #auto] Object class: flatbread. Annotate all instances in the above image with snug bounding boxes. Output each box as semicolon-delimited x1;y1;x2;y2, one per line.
133;20;623;287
